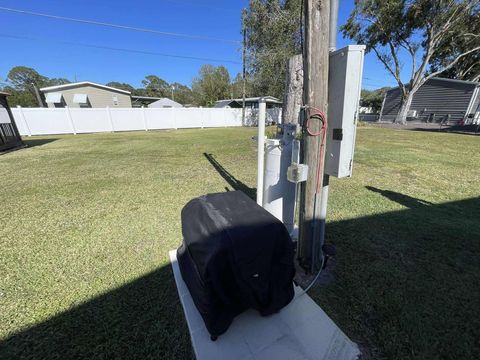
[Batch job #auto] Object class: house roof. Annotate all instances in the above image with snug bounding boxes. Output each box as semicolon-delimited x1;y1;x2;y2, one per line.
386;77;479;93
40;81;131;95
131;95;163;101
149;98;183;107
0;91;10;96
215;96;282;107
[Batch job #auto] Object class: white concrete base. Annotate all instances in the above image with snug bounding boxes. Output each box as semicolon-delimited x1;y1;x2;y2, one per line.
169;250;360;360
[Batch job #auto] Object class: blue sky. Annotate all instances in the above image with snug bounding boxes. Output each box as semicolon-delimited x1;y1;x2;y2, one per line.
0;0;402;90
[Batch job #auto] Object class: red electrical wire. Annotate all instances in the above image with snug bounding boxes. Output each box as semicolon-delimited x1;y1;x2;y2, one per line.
304;106;328;193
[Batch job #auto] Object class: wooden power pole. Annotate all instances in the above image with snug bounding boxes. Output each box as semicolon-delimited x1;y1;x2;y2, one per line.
282;54;303;125
297;0;330;273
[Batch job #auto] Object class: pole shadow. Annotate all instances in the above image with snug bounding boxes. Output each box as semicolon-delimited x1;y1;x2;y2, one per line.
203;153;256;200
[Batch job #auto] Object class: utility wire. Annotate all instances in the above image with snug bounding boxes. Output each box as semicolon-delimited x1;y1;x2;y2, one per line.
0;6;241;44
0;33;242;64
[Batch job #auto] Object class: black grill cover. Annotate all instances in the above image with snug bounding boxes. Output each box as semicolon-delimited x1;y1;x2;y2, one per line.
177;191;295;337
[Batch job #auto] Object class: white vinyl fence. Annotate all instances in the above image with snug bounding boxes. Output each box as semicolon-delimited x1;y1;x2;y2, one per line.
12;107;282;136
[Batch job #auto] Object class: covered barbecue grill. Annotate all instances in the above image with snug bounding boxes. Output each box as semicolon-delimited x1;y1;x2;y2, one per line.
177;191;295;339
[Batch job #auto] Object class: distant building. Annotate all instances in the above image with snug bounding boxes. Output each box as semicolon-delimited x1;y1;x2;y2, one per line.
40;81;132;108
215;96;282;109
148;98;184;108
380;77;480;124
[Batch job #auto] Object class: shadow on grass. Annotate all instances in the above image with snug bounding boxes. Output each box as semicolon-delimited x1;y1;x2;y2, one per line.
23;138;58;148
203;153;256;200
366;186;434;208
410;124;480;136
0;264;193;360
1;195;479;359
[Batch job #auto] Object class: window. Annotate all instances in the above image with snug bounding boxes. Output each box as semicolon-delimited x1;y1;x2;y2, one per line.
113;96;119;106
73;93;91;108
45;92;63;104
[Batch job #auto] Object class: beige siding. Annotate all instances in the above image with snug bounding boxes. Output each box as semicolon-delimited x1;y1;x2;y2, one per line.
45;85;132;108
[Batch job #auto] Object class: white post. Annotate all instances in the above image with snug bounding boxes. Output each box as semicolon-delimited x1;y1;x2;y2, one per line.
257;98;266;206
65;106;76;135
141;106;148;131
16;106;31;136
106;106;115;132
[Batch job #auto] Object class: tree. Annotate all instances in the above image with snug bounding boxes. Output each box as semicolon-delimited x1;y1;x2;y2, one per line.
361;87;392;113
7;66;49;107
141;75;170;98
428;10;480;82
230;73;254;99
244;0;301;98
342;0;480;124
170;82;196;105
192;65;231;107
106;82;135;93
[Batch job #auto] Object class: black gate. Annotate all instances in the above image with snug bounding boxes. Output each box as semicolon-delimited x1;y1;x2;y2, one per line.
0;93;23;152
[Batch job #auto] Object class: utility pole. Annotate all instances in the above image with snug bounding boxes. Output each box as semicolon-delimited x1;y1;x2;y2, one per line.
242;9;247;126
297;0;330;273
318;0;340;261
282;54;303;125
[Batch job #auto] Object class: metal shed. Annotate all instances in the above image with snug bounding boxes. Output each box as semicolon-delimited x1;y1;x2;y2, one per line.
0;92;23;151
380;77;480;124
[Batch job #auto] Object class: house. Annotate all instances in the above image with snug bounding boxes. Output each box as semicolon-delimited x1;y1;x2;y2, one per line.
40;81;132;108
214;96;283;109
148;98;184;108
380;77;480;124
0;92;23;151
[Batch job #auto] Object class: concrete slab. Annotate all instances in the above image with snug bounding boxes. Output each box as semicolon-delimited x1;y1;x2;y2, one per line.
169;250;360;360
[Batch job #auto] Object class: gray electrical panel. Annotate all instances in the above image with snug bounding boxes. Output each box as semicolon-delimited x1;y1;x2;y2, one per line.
325;45;365;178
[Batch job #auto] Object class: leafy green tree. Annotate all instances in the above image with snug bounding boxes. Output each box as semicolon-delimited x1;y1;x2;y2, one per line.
141;75;170;98
170;82;196;106
192;65;231;107
244;0;301;98
230;73;254;99
7;66;49;106
361;87;392;113
428;10;480;82
106;82;135;93
342;0;480;124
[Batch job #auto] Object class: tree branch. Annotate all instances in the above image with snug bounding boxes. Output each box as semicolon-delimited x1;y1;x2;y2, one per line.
425;45;480;81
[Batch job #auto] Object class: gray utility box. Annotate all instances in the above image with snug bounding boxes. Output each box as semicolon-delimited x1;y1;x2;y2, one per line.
325;45;365;178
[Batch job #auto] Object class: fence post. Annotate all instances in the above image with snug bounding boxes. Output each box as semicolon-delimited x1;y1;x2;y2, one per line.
141;106;148;131
106;106;115;132
16;106;32;136
65;106;76;135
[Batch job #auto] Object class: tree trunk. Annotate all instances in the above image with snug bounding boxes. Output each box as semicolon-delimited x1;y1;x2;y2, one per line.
395;91;414;125
282;55;303;125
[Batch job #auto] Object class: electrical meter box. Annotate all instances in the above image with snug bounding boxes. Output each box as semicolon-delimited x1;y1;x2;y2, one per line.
325;45;365;178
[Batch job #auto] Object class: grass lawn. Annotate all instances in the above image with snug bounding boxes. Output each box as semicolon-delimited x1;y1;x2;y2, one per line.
0;126;479;359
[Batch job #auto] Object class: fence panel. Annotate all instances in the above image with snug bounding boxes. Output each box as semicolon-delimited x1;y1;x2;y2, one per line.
144;108;175;130
70;108;112;133
17;108;72;135
110;108;144;132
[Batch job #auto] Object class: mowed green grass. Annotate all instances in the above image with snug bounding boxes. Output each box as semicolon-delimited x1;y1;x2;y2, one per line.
0;127;479;359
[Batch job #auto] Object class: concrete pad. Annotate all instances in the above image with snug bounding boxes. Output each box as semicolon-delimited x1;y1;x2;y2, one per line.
169;250;360;360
